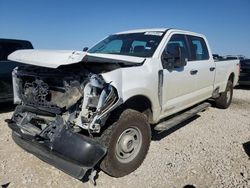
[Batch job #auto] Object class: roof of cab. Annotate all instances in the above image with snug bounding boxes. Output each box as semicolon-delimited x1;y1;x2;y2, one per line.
115;28;204;37
115;28;168;34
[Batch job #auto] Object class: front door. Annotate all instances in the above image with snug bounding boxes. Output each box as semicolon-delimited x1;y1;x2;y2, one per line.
161;34;199;117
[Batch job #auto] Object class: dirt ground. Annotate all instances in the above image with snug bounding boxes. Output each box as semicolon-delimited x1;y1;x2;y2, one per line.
0;87;250;188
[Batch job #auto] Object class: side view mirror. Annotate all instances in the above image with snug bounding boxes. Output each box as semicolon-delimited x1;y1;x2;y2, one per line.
83;47;89;52
161;46;187;70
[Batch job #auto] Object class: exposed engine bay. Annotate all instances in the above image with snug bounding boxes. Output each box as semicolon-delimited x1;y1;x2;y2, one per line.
6;49;145;183
11;63;120;140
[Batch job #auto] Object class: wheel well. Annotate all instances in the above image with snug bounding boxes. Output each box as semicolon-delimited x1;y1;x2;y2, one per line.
100;95;153;134
123;95;153;122
228;73;234;83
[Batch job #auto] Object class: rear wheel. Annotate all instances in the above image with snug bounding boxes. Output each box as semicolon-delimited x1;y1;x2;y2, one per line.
98;109;151;177
215;80;233;109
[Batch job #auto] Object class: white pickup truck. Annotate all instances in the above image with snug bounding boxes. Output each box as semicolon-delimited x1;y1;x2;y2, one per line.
7;28;240;183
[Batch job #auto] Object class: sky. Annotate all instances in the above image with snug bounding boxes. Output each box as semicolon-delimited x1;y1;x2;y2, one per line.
0;0;249;57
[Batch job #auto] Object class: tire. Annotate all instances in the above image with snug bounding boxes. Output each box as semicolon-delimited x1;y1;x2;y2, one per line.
98;109;151;177
215;80;233;109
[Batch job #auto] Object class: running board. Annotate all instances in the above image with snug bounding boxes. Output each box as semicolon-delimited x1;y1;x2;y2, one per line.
154;102;211;132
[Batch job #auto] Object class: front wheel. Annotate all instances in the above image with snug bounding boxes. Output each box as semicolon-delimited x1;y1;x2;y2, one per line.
215;80;233;109
98;109;151;177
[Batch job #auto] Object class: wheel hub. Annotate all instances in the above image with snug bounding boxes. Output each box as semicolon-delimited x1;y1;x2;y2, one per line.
115;127;142;163
120;135;134;153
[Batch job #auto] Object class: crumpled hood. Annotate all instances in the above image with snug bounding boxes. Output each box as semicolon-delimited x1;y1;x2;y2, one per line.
8;49;145;68
8;50;86;68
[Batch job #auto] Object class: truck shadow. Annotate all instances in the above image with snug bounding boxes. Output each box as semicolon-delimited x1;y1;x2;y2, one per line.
151;115;200;141
1;182;10;188
243;141;250;158
0;102;15;113
234;85;250;90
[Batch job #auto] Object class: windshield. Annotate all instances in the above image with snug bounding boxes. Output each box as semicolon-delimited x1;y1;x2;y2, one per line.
88;32;165;57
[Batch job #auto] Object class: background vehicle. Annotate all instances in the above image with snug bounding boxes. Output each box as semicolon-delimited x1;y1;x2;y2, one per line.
7;29;239;183
0;39;33;102
239;58;250;85
225;55;245;60
213;54;224;61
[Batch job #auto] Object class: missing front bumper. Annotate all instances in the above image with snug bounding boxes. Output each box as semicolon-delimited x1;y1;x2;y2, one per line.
9;122;107;180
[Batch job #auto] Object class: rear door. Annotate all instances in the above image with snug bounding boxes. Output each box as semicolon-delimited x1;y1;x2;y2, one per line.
186;35;215;100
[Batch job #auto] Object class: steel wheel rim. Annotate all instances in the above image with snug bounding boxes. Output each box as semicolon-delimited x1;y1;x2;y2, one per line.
115;127;142;163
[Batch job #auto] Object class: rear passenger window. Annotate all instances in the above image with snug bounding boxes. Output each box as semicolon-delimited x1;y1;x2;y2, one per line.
188;36;209;60
131;40;147;53
131;41;147;49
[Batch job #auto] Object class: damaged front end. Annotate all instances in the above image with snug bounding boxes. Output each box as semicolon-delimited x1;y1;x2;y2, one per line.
7;64;120;179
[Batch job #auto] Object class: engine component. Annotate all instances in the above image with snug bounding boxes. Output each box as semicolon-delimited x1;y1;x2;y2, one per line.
11;65;119;135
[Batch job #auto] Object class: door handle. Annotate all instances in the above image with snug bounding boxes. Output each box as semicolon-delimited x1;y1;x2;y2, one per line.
190;70;198;75
210;67;216;71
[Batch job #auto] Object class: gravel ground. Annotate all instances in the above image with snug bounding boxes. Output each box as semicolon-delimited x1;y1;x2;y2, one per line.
0;87;250;188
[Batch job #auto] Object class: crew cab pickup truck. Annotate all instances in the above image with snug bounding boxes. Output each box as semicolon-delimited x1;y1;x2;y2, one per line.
6;28;240;183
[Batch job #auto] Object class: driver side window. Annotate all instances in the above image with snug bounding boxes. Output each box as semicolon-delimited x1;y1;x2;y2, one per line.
164;34;189;60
